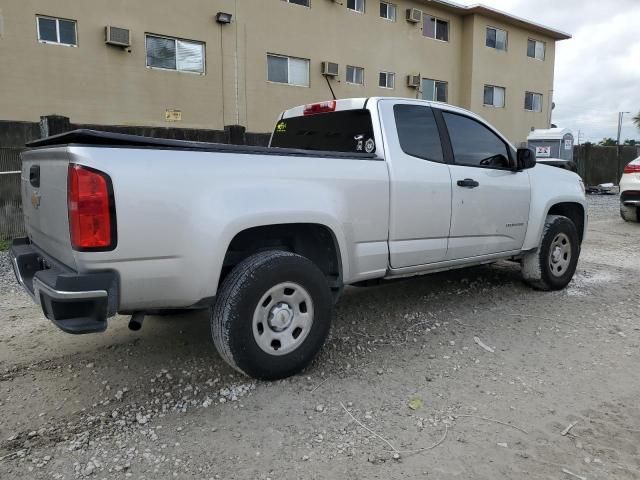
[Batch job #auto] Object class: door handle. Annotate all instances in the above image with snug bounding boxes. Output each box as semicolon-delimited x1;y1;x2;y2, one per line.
457;178;479;188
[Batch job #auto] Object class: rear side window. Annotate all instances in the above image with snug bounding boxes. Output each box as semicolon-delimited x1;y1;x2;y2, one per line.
393;104;443;163
271;110;375;153
443;112;511;169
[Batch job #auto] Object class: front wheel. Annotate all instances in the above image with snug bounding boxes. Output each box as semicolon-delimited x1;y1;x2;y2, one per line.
210;250;333;380
522;215;580;291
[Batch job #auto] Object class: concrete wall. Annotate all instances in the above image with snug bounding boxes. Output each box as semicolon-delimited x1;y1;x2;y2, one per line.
0;0;566;144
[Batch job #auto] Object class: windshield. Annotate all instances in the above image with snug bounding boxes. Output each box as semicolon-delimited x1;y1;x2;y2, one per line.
270;109;376;154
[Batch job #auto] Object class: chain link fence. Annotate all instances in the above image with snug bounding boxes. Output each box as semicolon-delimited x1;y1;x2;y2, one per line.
0;147;25;240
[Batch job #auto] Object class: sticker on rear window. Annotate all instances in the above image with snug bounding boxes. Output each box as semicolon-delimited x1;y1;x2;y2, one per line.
365;138;375;153
275;121;287;134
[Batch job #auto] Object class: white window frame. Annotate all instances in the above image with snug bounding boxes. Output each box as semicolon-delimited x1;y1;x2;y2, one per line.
423;14;450;42
145;34;206;75
36;15;77;47
527;39;545;61
483;85;506;108
379;71;395;89
347;0;365;14
346;65;365;85
524;91;543;112
486;26;507;51
284;0;310;7
266;53;310;87
380;2;396;21
422;79;448;103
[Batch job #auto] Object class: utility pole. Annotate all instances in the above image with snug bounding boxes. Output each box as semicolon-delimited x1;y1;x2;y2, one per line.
617;111;631;146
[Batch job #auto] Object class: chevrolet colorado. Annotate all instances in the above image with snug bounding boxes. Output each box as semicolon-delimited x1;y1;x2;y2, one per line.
10;97;587;379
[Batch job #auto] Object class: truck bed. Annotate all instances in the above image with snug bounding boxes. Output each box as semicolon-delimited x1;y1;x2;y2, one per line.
27;129;377;160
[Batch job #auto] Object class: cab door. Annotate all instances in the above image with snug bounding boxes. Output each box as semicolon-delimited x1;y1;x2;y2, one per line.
439;110;531;260
379;100;452;268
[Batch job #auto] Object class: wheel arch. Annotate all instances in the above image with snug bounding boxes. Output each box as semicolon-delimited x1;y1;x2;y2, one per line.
547;202;585;244
219;222;345;299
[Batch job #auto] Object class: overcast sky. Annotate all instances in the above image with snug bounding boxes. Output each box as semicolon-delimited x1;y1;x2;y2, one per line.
456;0;640;142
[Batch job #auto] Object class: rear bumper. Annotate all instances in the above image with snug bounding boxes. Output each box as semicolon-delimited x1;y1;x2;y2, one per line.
621;190;640;207
9;238;119;334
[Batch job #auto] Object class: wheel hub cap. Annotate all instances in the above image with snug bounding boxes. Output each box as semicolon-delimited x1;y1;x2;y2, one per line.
252;282;314;356
268;303;294;332
548;233;572;277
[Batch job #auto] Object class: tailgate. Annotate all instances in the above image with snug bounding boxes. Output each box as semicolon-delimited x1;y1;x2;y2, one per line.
20;147;77;269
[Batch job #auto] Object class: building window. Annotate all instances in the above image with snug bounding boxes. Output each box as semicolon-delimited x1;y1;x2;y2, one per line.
146;35;205;74
379;71;395;89
347;0;365;13
486;27;507;51
36;15;77;46
483;85;506;108
423;15;449;41
267;54;310;87
525;91;543;112
346;65;365;85
527;39;545;60
422;79;448;102
285;0;310;6
380;2;396;21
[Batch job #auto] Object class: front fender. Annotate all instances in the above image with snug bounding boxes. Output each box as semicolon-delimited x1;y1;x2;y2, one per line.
522;165;587;251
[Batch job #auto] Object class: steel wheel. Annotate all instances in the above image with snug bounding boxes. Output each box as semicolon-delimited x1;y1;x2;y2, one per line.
548;232;572;277
252;282;314;356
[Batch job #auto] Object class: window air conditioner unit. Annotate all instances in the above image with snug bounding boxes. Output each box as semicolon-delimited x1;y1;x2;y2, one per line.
321;61;339;77
407;73;421;88
406;8;422;23
105;26;131;47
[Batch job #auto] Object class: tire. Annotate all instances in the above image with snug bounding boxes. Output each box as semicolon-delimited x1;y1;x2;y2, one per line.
620;204;640;222
521;215;580;291
210;250;333;380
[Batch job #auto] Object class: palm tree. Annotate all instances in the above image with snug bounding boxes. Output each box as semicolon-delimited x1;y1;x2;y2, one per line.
634;112;640;130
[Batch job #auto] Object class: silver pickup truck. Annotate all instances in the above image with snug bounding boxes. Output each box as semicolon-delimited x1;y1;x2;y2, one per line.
10;97;587;379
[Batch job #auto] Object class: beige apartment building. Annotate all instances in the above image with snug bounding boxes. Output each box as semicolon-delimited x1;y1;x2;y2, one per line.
0;0;570;144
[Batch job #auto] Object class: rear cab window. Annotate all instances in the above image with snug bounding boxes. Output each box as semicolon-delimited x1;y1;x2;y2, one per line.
270;109;376;154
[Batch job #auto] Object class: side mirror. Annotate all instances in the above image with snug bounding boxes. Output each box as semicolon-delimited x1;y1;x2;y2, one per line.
516;148;536;170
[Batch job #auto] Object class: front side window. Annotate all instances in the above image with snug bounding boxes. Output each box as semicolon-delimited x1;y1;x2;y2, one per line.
443;112;511;169
271;109;375;153
286;0;310;6
527;39;545;60
346;65;364;85
525;91;543;112
146;35;205;74
483;85;506;108
347;0;365;13
422;79;448;103
380;2;396;21
379;71;395;89
423;15;449;41
486;27;507;51
267;54;310;86
394;105;444;163
37;16;77;46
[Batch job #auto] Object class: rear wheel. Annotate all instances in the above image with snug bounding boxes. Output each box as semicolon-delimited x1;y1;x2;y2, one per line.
620;204;640;222
210;250;333;380
522;215;580;291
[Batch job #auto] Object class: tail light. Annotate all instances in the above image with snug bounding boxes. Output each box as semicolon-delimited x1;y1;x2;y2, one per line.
623;163;640;174
68;164;117;251
304;101;337;116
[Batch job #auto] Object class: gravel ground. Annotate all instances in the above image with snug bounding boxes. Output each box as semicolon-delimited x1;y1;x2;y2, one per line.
1;194;639;480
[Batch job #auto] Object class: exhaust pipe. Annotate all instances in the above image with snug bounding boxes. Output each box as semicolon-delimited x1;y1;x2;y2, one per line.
128;312;145;331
